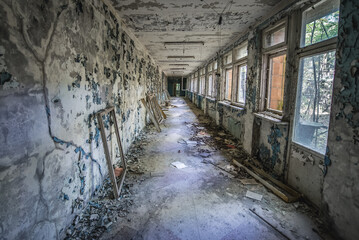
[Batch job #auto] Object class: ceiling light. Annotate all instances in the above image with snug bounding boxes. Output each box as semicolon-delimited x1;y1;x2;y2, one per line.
167;56;195;59
164;41;204;46
169;64;190;66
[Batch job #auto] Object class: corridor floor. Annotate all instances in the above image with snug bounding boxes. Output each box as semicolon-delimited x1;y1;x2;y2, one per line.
71;97;333;240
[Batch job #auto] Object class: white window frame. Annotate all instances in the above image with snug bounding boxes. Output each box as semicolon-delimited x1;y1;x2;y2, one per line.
291;0;339;155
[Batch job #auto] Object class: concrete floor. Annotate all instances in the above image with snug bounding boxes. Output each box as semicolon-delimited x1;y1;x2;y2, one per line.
93;97;332;240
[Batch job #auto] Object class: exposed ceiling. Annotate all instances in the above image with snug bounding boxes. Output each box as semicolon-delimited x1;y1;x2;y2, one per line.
110;0;283;77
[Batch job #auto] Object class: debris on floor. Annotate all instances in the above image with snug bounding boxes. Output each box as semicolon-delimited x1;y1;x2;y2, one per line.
240;178;258;185
171;161;187;169
245;190;263;201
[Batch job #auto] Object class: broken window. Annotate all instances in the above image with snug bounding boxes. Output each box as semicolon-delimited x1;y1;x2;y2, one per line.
301;0;339;47
236;65;247;104
224;68;232;101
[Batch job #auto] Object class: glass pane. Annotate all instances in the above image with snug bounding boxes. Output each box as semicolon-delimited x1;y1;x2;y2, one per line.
225;69;232;100
237;65;247;103
214;62;218;70
268;54;286;111
236;44;248;60
208;75;213;96
265;26;285;48
302;0;339;47
293;51;335;154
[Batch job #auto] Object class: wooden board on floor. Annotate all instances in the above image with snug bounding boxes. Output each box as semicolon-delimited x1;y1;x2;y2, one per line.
233;160;301;203
97;106;127;199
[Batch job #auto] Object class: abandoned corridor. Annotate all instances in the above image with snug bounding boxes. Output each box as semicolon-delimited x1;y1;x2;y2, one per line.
84;97;328;240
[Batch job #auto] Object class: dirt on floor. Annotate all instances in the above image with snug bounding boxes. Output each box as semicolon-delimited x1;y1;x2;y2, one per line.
64;98;334;240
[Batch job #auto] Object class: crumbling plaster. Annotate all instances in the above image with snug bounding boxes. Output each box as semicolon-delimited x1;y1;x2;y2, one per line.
187;0;359;239
109;0;282;77
0;0;163;239
323;0;359;239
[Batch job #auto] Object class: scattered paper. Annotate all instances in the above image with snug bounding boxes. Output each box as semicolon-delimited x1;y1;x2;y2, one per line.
171;161;187;169
240;178;258;185
245;190;263;201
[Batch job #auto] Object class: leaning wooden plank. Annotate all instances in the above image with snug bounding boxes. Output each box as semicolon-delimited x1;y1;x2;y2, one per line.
141;98;161;132
244;161;301;198
233;160;296;203
149;95;163;123
152;95;166;119
97;107;129;199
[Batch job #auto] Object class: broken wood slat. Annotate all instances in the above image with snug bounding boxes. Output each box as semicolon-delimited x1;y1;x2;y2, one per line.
140;98;161;132
97;107;127;199
148;95;163;123
151;95;166;119
233;160;299;203
244;161;301;198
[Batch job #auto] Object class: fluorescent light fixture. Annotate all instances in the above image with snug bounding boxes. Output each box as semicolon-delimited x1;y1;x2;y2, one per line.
167;56;195;59
169;68;186;70
169;64;190;66
164;41;204;46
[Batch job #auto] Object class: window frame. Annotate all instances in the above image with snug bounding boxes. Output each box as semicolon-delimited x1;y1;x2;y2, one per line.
260;18;288;117
206;62;215;98
290;0;339;155
233;62;247;106
199;68;206;95
231;42;248;106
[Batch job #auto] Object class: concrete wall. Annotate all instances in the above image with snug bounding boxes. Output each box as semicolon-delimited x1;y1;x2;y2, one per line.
0;0;163;239
323;1;359;239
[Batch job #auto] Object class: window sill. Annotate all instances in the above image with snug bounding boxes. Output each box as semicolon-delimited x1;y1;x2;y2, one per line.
205;96;216;101
291;142;325;158
254;112;288;125
218;101;246;111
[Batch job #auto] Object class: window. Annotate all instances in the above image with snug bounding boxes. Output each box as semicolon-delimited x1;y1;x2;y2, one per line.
224;53;232;65
200;75;205;95
199;68;205;95
235;43;248;60
301;0;339;47
261;20;287;114
267;53;286;112
224;68;233;101
263;23;286;49
293;51;335;154
193;72;198;92
207;62;215;97
292;0;339;154
237;65;247;103
208;74;213;96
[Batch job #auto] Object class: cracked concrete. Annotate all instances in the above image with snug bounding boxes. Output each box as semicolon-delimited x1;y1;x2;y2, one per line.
0;0;164;239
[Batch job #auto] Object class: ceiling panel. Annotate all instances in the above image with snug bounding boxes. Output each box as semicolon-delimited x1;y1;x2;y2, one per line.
110;0;282;76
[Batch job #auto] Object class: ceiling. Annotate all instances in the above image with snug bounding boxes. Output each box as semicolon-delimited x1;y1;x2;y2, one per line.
110;0;283;77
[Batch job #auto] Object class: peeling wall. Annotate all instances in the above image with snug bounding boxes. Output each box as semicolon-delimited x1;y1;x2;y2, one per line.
186;0;359;239
0;0;162;239
323;0;359;239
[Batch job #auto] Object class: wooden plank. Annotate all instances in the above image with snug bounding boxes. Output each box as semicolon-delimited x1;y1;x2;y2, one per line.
97;112;119;199
97;107;127;199
244;162;301;198
233;160;295;202
141;98;161;132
